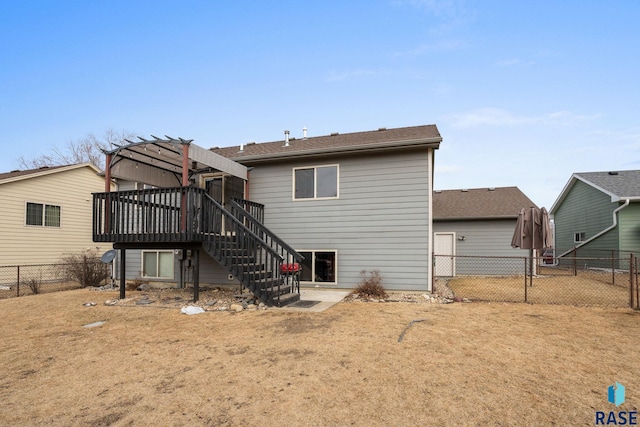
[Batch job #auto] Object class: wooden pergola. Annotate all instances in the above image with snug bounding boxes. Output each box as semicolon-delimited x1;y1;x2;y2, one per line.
103;135;247;191
100;136;248;300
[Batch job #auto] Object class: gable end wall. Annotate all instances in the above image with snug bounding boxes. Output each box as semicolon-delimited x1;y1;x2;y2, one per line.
247;149;432;291
554;180;619;256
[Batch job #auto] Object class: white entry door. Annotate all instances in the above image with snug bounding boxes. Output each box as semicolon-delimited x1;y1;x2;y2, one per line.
434;232;455;277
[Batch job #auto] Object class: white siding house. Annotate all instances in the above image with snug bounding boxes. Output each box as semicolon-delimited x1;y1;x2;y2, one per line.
0;163;112;265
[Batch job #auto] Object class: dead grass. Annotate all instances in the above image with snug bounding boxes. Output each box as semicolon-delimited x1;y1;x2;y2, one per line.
1;289;639;426
0;280;82;299
449;271;631;306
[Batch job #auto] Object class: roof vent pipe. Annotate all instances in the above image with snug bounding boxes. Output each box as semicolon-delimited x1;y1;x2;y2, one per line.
283;130;290;147
238;143;244;152
303;127;308;139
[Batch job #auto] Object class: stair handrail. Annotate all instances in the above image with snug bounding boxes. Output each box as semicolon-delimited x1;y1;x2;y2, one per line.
230;199;304;264
232;198;264;223
200;192;284;261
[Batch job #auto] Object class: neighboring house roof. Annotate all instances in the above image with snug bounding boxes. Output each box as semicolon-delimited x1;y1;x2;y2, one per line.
433;187;538;220
0;163;102;185
550;170;640;212
210;125;441;163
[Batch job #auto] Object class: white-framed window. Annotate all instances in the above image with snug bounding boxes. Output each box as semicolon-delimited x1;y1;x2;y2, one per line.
142;250;174;279
299;250;337;284
574;232;586;243
293;165;339;200
25;202;61;227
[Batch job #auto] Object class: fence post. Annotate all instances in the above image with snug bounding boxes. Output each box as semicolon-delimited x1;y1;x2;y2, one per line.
572;248;577;276
612;250;615;286
630;253;635;309
636;255;639;310
524;257;528;303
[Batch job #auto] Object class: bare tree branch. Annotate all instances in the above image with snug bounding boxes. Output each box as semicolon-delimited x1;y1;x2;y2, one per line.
16;129;135;170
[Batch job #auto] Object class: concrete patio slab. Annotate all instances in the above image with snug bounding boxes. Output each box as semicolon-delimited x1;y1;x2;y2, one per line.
280;288;350;312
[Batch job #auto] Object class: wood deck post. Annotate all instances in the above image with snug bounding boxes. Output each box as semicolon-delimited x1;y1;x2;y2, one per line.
104;153;112;234
119;249;126;300
193;249;200;302
181;145;189;234
104;153;112;192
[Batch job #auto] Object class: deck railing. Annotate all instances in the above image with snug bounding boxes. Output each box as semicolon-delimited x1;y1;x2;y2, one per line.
93;187;204;243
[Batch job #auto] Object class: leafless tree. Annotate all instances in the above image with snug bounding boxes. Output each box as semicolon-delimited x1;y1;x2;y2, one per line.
16;129;135;171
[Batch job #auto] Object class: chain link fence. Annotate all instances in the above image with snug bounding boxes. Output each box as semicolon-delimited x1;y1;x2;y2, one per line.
435;254;637;308
0;262;111;299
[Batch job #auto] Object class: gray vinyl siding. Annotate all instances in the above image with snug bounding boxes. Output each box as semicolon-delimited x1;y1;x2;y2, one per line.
554;180;619;257
116;249;239;287
247;150;432;291
433;219;529;275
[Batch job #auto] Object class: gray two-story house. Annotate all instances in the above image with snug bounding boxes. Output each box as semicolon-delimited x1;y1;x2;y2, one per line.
93;125;442;305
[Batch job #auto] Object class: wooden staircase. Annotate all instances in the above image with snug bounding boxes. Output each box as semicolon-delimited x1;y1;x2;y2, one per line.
199;194;303;307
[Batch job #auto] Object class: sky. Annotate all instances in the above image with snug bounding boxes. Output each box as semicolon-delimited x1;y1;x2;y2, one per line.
1;0;639;209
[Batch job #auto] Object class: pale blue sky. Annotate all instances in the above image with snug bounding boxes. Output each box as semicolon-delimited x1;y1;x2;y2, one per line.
1;0;639;208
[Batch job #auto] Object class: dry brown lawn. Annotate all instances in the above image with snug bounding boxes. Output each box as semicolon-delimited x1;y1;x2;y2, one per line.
1;288;639;426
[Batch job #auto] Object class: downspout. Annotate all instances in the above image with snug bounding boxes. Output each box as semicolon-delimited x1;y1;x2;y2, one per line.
557;198;631;258
427;148;434;292
245;168;250;200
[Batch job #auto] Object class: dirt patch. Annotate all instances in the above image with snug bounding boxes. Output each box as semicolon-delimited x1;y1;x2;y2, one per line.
1;288;639;426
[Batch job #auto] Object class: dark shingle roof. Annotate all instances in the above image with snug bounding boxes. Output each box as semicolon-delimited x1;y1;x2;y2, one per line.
433;187;538;220
210;125;441;163
575;170;640;198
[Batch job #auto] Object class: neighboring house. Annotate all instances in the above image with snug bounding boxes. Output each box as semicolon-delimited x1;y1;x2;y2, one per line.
550;170;640;266
0;163;112;265
93;125;442;304
432;186;538;276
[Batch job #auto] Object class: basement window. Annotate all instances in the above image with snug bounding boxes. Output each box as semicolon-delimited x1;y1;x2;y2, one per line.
299;251;336;284
142;250;174;279
293;165;339;200
574;232;586;243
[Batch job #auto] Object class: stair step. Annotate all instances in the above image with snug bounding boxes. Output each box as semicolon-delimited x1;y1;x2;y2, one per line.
271;292;300;307
245;270;273;280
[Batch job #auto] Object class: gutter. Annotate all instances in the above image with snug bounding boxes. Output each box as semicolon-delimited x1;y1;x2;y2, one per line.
227;137;442;164
557;198;631;258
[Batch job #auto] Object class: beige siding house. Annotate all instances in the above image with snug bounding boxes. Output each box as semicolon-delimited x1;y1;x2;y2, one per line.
0;163;112;265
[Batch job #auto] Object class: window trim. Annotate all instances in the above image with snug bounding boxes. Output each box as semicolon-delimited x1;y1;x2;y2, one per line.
25;201;62;228
298;249;338;285
574;232;586;243
141;250;175;279
292;164;339;201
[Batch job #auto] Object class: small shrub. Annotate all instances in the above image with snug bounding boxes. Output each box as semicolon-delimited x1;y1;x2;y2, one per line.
60;248;109;288
26;278;41;294
352;270;387;300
